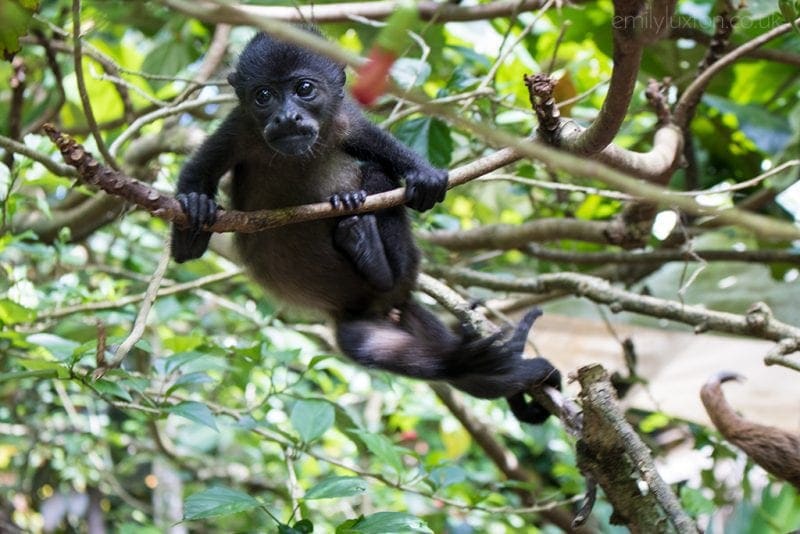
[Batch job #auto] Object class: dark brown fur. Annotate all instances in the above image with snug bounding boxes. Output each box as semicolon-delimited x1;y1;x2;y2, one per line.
171;30;561;424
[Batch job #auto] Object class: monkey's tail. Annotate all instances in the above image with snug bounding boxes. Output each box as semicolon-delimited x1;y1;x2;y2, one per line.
700;372;800;490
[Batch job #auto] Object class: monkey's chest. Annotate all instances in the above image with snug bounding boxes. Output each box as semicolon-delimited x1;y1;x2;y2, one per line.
231;153;374;313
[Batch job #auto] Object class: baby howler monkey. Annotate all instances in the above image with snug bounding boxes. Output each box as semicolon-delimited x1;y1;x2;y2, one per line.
171;30;561;424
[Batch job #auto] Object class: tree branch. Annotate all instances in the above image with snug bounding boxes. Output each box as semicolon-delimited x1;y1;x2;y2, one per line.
576;364;697;532
160;0;573;25
42;123;521;232
523;244;800;266
432;266;800;347
674;17;800;127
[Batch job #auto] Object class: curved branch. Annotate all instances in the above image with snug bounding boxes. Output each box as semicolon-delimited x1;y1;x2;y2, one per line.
544;0;677;156
564;123;683;183
701;372;800;490
674;18;800;127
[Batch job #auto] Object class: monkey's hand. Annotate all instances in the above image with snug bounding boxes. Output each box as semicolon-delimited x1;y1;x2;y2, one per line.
403;165;448;212
171;192;218;263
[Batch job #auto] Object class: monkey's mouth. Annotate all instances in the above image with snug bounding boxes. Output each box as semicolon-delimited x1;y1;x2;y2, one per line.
264;129;318;157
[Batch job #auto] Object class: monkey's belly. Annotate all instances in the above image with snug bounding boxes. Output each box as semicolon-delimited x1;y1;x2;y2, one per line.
235;221;375;314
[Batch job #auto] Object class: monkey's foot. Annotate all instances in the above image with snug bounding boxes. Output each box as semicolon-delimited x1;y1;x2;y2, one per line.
330;190;367;210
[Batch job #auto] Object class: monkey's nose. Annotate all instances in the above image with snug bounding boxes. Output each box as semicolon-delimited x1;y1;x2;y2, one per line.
273;113;303;124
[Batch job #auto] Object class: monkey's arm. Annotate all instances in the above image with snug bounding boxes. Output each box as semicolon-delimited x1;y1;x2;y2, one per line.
342;104;448;212
172;110;242;262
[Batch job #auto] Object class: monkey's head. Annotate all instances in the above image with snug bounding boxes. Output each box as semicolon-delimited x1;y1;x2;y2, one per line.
228;30;347;157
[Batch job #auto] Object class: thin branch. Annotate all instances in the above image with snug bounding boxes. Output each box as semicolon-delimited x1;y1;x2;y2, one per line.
458;0;555;113
35;270;242;322
0;134;76;177
109;95;234;157
674;17;800;127
71;0;120;171
432;266;800;345
524;244;800;265
422;218;619;250
44;123;522;232
161;0;570;25
100;244;172;375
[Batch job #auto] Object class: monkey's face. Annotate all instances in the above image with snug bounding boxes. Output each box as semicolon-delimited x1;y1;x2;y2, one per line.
228;33;346;157
249;76;330;156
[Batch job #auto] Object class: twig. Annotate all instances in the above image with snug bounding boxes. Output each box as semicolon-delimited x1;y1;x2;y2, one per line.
674;17;800;127
0;134;76;177
523;244;800;265
36;269;242;322
98;243;172;376
433;266;800;346
161;0;570;24
71;0;120;171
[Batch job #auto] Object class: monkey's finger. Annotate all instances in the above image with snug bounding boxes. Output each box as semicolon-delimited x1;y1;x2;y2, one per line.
205;197;218;226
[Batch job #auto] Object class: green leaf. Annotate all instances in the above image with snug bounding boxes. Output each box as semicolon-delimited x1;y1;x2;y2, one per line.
93;379;133;402
779;0;800;33
26;333;80;361
390;58;431;89
141;41;195;90
337;512;432;534
16;359;69;379
165;372;213;395
0;0;39;58
183;486;260;520
163;351;206;373
304;476;367;500
291;399;334;442
278;519;314;534
352;431;403;474
0;299;35;325
392;117;453;168
168;401;218;432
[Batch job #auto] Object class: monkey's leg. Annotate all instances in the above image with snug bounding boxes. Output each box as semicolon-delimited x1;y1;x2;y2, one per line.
336;314;457;380
333;214;394;292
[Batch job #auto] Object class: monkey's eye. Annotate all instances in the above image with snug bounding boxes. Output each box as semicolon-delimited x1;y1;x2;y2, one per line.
255;88;273;106
295;80;316;98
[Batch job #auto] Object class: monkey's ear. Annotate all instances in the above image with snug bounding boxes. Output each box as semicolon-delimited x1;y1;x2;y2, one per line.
227;72;239;88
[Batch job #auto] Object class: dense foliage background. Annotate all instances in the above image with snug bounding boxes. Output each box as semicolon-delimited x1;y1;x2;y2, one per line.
1;0;800;532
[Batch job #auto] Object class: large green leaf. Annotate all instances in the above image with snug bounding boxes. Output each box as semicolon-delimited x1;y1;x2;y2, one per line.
304;476;367;500
352;430;403;474
336;512;432;534
291;399;334;442
183;486;260;520
392;117;452;168
0;0;39;58
168;401;218;432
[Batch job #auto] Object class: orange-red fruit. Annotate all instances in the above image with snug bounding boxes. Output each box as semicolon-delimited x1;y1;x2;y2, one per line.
352;47;397;106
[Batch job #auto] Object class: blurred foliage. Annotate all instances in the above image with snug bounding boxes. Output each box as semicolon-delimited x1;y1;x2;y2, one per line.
1;0;800;532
